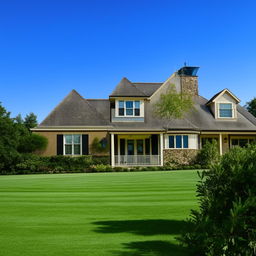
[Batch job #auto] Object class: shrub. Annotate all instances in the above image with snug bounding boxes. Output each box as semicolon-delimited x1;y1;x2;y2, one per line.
91;155;110;165
181;145;256;256
197;140;220;168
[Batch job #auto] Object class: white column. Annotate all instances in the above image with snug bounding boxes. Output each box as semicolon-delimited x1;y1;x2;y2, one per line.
160;133;164;166
111;133;115;167
219;133;223;156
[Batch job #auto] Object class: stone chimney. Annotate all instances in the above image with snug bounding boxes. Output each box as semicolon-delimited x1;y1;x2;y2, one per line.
177;66;199;95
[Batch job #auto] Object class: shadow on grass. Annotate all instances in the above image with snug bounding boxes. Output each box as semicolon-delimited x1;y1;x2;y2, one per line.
93;219;189;256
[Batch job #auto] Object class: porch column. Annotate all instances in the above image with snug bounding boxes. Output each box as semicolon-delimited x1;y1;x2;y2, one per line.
160;133;164;166
111;133;115;167
219;133;223;156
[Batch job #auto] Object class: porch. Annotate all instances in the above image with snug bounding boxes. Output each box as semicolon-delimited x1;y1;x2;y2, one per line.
110;133;163;166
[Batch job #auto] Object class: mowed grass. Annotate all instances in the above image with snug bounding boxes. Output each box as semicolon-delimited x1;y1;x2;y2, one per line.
0;171;199;256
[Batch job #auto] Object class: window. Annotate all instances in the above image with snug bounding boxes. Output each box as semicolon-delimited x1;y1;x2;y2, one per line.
117;100;141;117
119;101;124;116
126;101;133;115
231;138;255;148
168;135;189;149
64;135;81;155
219;103;233;118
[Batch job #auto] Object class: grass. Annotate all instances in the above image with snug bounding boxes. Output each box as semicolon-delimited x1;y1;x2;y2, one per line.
0;170;199;256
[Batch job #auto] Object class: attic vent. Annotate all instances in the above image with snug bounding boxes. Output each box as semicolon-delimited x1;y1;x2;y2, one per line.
178;66;199;76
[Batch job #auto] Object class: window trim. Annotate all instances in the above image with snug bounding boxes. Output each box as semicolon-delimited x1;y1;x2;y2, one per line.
217;102;235;119
116;100;142;117
63;134;82;156
167;135;189;149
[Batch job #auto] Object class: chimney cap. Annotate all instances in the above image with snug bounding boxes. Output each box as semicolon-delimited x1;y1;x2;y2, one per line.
178;66;199;76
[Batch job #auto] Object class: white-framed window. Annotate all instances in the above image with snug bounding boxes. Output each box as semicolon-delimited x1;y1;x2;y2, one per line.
117;100;141;117
218;103;234;118
168;135;189;149
64;134;81;155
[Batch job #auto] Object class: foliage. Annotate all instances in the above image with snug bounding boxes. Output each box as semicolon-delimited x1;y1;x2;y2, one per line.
24;112;38;130
154;84;194;125
245;97;256;117
90;137;109;154
181;145;256;256
0;103;21;170
197;140;220;168
18;133;48;153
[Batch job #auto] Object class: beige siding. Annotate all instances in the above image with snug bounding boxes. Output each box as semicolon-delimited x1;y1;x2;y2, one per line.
34;131;109;156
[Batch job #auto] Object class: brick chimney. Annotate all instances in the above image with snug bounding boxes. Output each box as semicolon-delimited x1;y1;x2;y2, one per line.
177;66;199;95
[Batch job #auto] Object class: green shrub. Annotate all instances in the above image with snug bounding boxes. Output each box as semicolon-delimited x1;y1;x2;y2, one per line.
91;155;110;165
197;140;220;168
181;145;256;256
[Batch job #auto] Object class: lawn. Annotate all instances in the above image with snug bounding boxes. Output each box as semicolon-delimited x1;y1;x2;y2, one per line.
0;170;199;256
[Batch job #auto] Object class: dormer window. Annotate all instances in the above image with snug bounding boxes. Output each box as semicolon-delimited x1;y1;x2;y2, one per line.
218;103;233;118
118;100;141;117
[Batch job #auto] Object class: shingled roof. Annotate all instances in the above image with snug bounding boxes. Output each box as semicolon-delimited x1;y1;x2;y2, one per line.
110;77;162;97
39;90;110;127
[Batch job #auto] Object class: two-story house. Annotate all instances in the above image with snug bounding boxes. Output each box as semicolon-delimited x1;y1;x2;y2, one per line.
32;66;256;166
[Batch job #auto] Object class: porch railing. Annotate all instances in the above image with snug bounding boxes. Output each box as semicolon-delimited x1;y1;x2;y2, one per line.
114;155;160;166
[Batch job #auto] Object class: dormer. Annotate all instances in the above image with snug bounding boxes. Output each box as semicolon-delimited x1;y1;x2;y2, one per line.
206;89;240;120
109;77;162;122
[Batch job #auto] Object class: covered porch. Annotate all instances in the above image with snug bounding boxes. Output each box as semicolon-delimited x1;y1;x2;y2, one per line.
110;133;163;166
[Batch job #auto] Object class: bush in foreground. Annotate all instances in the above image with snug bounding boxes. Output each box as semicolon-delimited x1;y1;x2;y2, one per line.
181;145;256;256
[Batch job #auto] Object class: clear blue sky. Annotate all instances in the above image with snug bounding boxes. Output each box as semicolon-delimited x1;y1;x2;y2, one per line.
1;0;256;122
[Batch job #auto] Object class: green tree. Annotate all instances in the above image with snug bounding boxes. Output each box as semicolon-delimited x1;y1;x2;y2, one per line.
154;84;194;129
24;112;38;130
18;133;48;153
246;97;256;117
14;113;24;124
0;103;20;170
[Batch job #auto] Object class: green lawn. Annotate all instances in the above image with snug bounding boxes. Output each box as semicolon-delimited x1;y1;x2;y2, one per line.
0;171;199;256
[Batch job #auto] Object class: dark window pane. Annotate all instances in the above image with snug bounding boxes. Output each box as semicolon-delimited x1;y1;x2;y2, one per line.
126;109;133;116
232;139;239;146
145;139;150;155
137;140;143;155
126;101;133;108
239;139;248;148
176;135;182;148
127;140;134;155
135;109;140;116
169;136;174;148
183;135;188;148
74;145;81;155
119;108;124;116
65;145;72;155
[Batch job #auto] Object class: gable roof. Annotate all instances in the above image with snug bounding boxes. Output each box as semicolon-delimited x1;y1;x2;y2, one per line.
110;77;162;97
206;88;240;105
39;90;110;127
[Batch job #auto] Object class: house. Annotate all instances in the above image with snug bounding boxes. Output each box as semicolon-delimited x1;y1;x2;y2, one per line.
32;66;256;166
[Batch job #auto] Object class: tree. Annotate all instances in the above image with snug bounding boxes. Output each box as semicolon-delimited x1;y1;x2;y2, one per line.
14;113;24;124
0;103;20;170
246;97;256;117
24;112;38;130
154;84;194;129
181;145;256;255
18;133;48;153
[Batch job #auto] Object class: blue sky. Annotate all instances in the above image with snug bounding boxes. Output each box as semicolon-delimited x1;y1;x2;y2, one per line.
1;0;256;122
